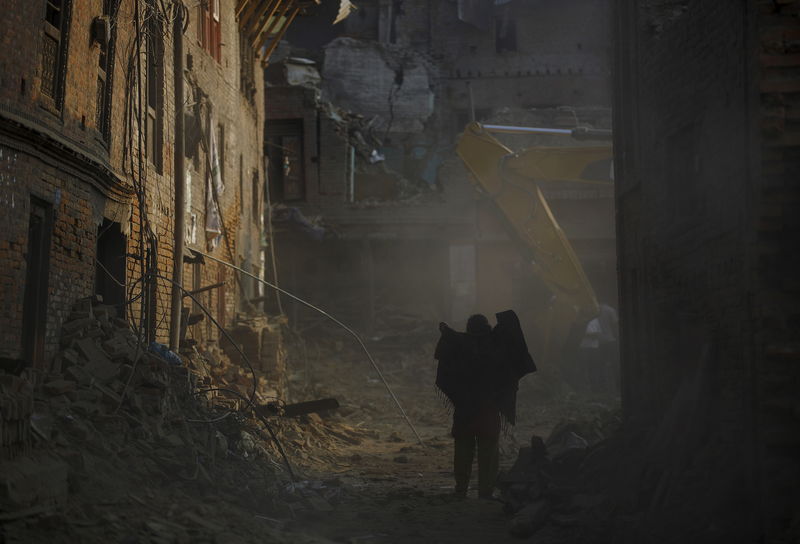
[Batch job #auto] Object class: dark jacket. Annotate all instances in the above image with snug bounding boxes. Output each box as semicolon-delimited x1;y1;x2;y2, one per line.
435;310;536;437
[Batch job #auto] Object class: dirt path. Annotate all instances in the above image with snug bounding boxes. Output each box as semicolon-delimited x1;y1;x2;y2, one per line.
276;332;615;543
1;326;616;544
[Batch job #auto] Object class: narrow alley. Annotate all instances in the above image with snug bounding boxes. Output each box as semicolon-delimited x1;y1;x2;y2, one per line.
1;1;799;543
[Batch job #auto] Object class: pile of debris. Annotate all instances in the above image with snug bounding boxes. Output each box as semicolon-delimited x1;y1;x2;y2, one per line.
498;409;621;539
1;295;390;542
43;296;186;422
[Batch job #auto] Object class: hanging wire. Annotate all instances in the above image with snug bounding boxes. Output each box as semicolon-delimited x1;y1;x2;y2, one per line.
188;248;425;446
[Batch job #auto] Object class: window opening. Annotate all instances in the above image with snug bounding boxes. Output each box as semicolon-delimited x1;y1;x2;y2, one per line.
216;123;225;184
495;8;517;53
251;169;259;222
239;32;256;104
96;0;118;141
198;0;222;62
22;197;53;370
266;119;305;202
41;0;73;110
145;0;164;171
95;219;126;314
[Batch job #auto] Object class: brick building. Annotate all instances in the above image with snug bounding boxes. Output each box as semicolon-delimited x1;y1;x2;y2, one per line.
613;0;800;540
268;0;616;352
0;0;301;376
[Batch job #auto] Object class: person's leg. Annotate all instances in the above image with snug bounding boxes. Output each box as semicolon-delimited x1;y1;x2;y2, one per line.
476;433;499;498
453;436;475;497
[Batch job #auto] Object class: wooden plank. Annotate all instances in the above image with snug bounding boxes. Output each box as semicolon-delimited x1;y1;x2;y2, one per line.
254;0;291;51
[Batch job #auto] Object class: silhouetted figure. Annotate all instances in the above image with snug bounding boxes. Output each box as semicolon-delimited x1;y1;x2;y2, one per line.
435;310;536;498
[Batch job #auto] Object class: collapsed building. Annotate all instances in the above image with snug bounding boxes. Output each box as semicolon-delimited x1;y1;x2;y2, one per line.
265;0;617;347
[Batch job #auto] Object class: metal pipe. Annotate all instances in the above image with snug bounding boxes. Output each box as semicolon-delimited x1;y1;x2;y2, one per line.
188;247;426;446
482;124;574;135
169;2;186;351
481;124;614;140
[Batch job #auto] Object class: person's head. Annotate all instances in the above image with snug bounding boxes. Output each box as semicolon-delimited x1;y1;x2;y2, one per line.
466;314;491;335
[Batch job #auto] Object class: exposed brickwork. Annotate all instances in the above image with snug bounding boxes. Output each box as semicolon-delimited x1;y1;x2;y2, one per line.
0;0;266;372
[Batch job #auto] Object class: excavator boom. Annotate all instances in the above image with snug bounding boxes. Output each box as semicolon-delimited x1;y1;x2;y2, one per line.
456;122;613;365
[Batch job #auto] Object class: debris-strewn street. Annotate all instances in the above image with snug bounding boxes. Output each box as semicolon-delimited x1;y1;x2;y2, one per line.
2;1;799;542
2;303;620;543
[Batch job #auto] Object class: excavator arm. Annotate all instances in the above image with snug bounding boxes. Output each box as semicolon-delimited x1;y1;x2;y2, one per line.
456;122;613;366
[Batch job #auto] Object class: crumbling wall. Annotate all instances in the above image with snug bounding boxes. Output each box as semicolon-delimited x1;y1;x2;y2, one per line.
181;0;266;343
0;0;267;372
321;37;435;134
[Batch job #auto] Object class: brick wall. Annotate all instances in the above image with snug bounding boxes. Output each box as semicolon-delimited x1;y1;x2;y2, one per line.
0;0;266;371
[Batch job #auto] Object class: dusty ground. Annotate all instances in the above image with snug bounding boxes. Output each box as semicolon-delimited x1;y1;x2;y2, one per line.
274;326;619;543
1;324;618;544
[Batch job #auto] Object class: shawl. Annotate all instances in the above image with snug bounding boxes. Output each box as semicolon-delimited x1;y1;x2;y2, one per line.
434;310;536;429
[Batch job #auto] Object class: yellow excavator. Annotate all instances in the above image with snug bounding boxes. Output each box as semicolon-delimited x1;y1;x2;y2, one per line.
457;122;613;368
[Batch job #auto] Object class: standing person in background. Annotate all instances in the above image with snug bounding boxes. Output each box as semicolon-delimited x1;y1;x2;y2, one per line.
435;311;535;499
580;316;602;394
597;303;620;395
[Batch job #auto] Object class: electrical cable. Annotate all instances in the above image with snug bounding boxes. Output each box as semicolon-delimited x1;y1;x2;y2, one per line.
187;248;426;446
152;273;258;406
149;275;295;480
190;386;296;482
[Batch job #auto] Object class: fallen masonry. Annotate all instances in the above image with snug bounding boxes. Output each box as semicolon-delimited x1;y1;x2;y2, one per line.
0;296;377;543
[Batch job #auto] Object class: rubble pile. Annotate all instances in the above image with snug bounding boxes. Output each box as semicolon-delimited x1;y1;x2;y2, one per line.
498;407;621;540
218;315;287;402
44;296;186;422
1;296;388;542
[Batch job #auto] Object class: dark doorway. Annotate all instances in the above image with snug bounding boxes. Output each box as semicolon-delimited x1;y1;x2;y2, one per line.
95;219;126;313
266;119;305;202
22;197;54;371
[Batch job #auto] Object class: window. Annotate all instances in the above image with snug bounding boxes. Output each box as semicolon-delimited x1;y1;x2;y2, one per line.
145;0;164;171
266;119;305;202
251;169;260;222
41;0;72;110
22;197;53;370
198;0;222;63
96;0;118;141
95;219;126;313
495;8;517;53
216;123;225;184
239;32;256;104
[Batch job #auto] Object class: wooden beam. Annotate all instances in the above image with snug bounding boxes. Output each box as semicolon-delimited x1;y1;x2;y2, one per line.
184;282;225;296
255;0;294;54
261;5;300;65
236;0;250;18
245;0;282;39
239;0;266;33
250;0;291;49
